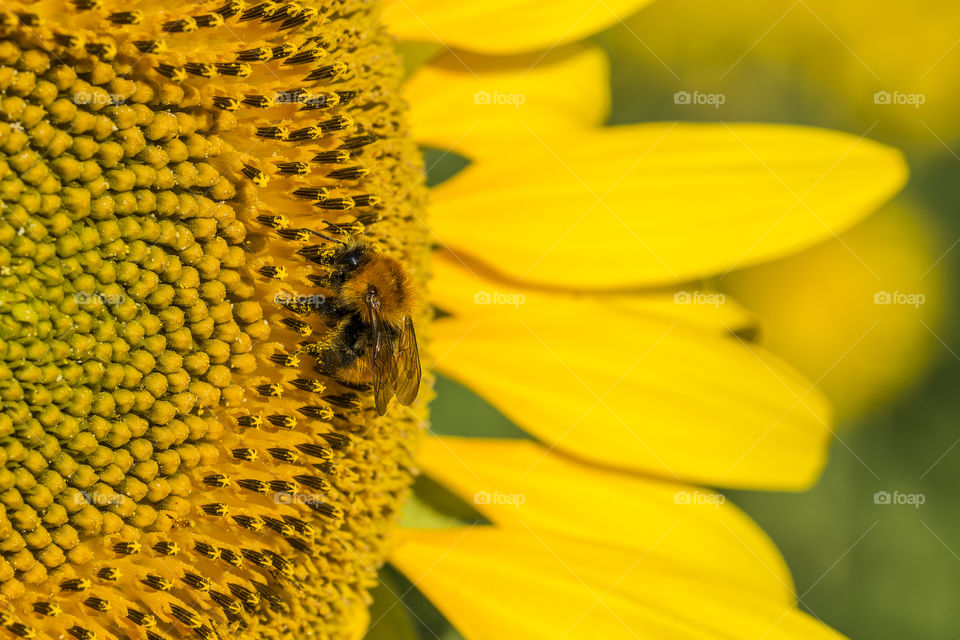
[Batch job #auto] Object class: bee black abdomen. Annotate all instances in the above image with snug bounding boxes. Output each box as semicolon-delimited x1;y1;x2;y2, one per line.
309;315;365;376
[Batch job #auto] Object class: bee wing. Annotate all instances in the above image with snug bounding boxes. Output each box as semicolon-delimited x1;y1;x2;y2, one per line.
366;295;398;415
394;315;421;406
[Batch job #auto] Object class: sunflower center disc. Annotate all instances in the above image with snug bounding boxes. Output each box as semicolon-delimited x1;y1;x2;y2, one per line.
0;1;430;638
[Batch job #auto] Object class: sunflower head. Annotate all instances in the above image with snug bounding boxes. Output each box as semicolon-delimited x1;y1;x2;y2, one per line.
0;1;430;638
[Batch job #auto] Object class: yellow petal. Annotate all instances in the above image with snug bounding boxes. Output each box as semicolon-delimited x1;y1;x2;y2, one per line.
721;202;945;420
430;249;757;337
430;124;907;288
406;46;609;152
431;285;832;489
382;0;654;55
417;436;793;602
391;528;846;640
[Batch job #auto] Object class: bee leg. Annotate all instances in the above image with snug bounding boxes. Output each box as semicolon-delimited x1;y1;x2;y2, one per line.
309;345;359;381
307;294;339;316
307;272;335;288
298;319;357;375
332;379;371;393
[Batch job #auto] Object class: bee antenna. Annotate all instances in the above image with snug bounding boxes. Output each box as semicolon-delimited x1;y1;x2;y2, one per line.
306;229;346;245
322;221;351;242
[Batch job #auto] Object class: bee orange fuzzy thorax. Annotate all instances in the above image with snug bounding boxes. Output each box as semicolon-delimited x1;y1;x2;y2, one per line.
340;254;416;324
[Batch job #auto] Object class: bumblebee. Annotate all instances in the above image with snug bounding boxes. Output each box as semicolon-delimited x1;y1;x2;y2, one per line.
301;238;421;415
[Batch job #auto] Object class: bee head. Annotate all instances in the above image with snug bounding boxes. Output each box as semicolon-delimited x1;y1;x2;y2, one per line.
326;241;368;288
333;244;366;270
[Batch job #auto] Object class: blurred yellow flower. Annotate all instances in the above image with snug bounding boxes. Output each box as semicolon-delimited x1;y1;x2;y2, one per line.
720;202;946;419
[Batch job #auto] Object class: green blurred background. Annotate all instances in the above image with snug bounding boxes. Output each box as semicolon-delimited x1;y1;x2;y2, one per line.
384;1;960;638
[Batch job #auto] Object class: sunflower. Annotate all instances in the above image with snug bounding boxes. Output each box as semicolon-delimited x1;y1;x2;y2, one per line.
0;2;906;640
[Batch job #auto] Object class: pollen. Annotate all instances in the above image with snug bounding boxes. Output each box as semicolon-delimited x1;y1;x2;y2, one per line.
0;0;430;639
